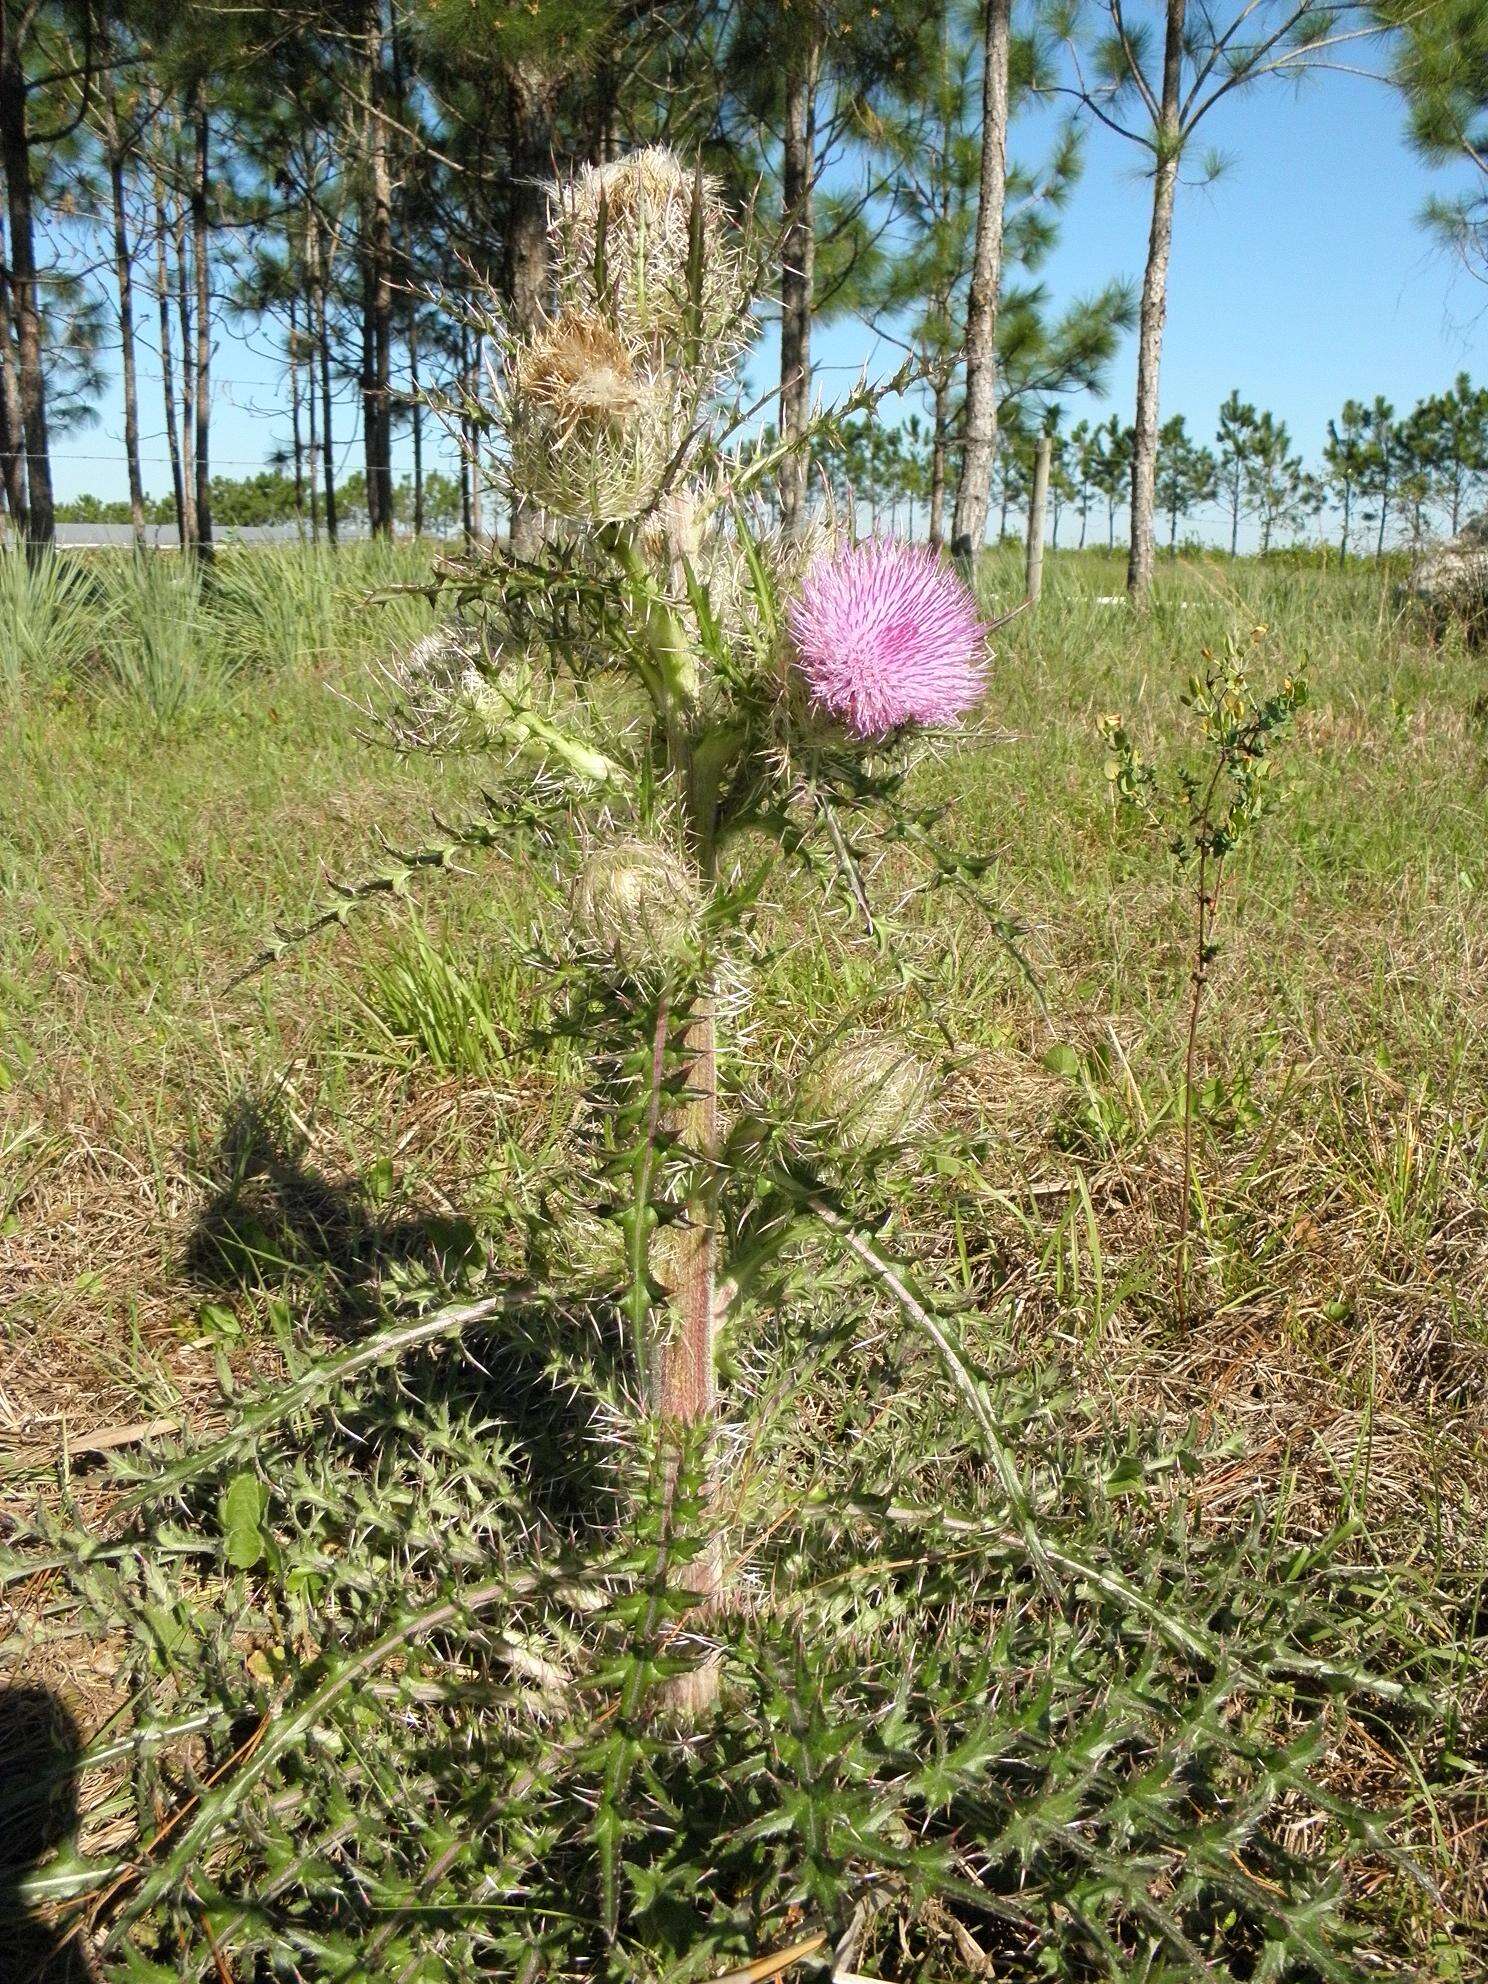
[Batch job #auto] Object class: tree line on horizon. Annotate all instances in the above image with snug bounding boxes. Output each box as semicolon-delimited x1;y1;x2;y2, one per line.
1;1;1482;590
820;373;1488;560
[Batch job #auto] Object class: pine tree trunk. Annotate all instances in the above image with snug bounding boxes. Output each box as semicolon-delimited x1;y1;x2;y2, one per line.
1079;497;1088;550
468;331;485;542
1127;0;1186;599
949;0;1011;566
175;192;198;549
505;66;552;558
301;205;320;540
0;13;54;554
309;214;338;546
305;292;321;543
191;91;213;559
409;306;424;537
288;294;306;535
150;149;187;548
0;215;29;533
102;71;147;547
928;377;948;550
458;318;472;545
362;6;394;538
778;37;818;541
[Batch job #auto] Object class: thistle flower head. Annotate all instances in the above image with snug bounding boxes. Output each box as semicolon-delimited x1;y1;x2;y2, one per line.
507;310;675;523
553;146;753;372
571;837;699;975
796;1030;934;1156
788;538;988;738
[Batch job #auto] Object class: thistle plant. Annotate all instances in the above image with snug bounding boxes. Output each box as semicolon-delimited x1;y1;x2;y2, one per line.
293;146;1001;1711
1100;630;1307;1322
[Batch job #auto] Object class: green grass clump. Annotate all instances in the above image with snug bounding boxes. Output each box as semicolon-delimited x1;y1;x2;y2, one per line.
98;556;230;727
209;544;343;674
355;922;524;1077
0;548;109;696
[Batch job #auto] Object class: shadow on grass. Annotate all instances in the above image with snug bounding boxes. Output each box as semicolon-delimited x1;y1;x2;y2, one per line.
184;1090;478;1313
183;1087;617;1530
0;1688;93;1982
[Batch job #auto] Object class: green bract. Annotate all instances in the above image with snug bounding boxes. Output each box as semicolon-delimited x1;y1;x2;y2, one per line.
796;1030;935;1156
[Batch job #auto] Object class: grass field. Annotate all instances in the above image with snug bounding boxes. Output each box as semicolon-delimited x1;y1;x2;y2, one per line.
2;544;1485;1977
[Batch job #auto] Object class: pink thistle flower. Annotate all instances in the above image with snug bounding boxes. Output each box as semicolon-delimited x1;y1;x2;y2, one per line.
787;538;988;738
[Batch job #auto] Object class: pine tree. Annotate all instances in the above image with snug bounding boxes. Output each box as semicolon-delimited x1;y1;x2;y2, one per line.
1087;412;1132;549
1154;413;1216;552
1215;390;1259;555
865;0;1130;549
1244;408;1307;553
1377;0;1488;283
1322;398;1372;561
1359;395;1397;557
1046;1;1383;595
1412;373;1488;534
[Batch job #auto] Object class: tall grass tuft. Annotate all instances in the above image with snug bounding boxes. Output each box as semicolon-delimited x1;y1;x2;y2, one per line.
211;545;341;673
333;538;436;655
0;548;108;697
207;542;434;676
102;555;231;727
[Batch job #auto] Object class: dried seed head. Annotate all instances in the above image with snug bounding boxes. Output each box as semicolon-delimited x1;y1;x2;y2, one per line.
506;311;675;524
796;1031;934;1155
511;312;648;433
586;147;697;225
570;837;699;974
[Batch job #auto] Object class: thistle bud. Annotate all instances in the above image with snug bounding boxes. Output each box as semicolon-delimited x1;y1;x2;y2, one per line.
552;147;752;373
636;484;754;660
570;838;699;975
373;622;493;751
796;1031;933;1155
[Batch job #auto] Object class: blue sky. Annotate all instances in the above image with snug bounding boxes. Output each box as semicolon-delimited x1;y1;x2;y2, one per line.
55;52;1483;547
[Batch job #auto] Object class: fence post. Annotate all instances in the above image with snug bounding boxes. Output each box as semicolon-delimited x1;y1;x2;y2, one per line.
1025;435;1050;605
